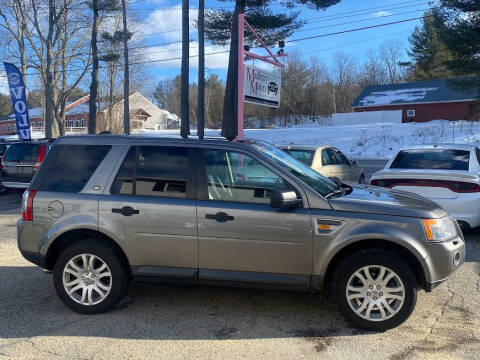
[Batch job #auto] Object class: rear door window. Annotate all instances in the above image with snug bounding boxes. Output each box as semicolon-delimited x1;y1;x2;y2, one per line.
321;148;337;166
4;144;39;163
390;149;470;171
39;145;112;192
111;145;190;198
331;148;350;165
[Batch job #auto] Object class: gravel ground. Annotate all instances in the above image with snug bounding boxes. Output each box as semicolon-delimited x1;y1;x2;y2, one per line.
0;194;479;360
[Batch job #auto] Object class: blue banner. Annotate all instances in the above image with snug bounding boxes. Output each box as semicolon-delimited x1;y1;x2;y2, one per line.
3;62;31;141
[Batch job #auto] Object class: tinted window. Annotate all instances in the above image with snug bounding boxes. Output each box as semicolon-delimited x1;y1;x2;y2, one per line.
287;150;315;166
332;149;350;165
0;144;7;157
111;147;136;195
203;149;292;204
4;144;39;162
321;149;337;166
39;145;111;192
112;146;188;198
390;149;470;171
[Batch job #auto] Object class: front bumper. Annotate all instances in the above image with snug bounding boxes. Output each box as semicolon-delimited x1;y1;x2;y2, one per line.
423;235;465;292
17;219;48;269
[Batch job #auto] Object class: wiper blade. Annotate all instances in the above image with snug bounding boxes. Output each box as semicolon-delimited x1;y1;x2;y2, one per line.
325;189;344;199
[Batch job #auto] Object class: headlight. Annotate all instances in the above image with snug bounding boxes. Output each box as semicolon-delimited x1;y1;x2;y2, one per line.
422;216;457;241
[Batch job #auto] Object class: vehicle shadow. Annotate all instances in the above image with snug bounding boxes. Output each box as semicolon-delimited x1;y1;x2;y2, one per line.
463;232;480;262
0;265;366;342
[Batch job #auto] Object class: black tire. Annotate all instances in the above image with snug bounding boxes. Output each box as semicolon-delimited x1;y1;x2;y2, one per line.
53;238;130;314
359;175;366;184
332;250;417;331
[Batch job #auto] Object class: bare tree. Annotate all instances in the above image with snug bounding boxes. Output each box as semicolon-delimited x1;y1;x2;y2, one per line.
379;40;406;84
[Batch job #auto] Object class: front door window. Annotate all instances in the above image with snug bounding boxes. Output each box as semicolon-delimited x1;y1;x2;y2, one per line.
203;149;292;204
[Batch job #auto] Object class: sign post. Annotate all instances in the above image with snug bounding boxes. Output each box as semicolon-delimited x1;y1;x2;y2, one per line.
236;14;286;139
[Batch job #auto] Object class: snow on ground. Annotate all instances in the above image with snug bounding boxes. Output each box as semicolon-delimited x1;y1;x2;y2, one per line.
3;120;480;160
142;120;480;159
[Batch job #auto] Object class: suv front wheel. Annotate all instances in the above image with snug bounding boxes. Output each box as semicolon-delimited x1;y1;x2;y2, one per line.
53;238;130;314
333;250;417;331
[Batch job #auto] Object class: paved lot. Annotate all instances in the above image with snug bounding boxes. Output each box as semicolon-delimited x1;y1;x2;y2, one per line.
0;194;479;359
356;159;389;182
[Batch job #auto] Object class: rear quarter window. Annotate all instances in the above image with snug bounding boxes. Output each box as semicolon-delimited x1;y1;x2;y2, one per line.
4;144;39;162
390;149;470;171
38;145;111;192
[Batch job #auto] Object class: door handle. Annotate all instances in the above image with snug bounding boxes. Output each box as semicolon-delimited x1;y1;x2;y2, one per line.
112;206;139;217
205;212;234;223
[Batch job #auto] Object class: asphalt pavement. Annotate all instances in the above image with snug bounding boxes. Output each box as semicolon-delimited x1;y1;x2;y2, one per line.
0;192;479;359
355;159;389;182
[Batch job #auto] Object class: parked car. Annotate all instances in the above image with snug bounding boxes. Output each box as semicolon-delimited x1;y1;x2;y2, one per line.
370;144;480;230
0;139;54;190
18;136;464;330
0;140;22;194
279;145;365;184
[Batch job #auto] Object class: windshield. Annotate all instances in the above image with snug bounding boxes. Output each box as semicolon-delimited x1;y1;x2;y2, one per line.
252;141;339;197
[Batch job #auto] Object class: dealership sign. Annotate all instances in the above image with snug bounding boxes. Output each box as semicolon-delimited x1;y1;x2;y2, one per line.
244;65;281;108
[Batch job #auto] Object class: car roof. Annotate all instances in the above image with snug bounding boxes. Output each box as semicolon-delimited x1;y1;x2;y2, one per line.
54;135;263;147
397;143;477;152
277;144;330;151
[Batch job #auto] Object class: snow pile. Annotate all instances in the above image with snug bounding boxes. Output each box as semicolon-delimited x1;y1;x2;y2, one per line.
358;87;438;106
144;120;480;159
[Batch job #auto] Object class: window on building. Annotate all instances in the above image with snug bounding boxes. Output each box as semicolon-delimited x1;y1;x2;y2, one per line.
7;124;11;132
31;121;36;128
1;125;5;132
407;109;416;117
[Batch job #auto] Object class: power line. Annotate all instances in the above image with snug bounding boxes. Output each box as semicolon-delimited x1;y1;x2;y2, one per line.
287;16;427;43
299;8;428;33
135;3;429;39
0;14;427;78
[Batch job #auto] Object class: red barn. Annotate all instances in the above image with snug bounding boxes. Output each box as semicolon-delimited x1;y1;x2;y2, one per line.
351;77;479;123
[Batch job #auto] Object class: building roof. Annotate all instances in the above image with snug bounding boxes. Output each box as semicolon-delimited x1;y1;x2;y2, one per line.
1;95;90;122
351;77;479;108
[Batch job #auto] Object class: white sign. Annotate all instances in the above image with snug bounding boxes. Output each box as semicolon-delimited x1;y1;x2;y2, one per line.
244;65;281;108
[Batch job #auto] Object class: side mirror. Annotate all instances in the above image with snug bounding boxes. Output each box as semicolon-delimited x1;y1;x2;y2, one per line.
270;190;302;208
351;159;358;166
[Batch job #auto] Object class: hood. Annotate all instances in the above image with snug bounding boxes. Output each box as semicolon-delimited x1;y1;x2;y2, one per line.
328;184;447;218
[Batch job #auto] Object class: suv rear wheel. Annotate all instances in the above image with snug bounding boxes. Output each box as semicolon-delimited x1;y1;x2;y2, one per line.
53;238;130;314
333;250;417;331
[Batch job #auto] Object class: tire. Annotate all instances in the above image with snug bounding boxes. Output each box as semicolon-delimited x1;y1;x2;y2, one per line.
359;175;366;184
332;250;417;331
53;238;130;314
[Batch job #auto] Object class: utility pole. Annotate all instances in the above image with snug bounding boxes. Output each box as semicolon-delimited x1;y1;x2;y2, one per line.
197;0;205;139
180;0;190;138
121;0;130;135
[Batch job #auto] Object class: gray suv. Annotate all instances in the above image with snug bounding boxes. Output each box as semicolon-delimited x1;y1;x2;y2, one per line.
18;136;465;330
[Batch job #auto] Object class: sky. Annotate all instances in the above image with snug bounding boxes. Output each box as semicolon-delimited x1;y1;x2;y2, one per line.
131;0;430;82
0;0;430;94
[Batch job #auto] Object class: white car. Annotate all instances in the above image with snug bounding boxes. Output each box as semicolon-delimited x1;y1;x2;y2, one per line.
370;144;480;230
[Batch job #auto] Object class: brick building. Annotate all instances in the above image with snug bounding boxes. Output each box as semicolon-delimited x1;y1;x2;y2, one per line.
351;77;479;123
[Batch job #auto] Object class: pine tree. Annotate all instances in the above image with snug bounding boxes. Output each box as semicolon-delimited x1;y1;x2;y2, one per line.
434;1;480;117
204;0;340;139
407;12;455;81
